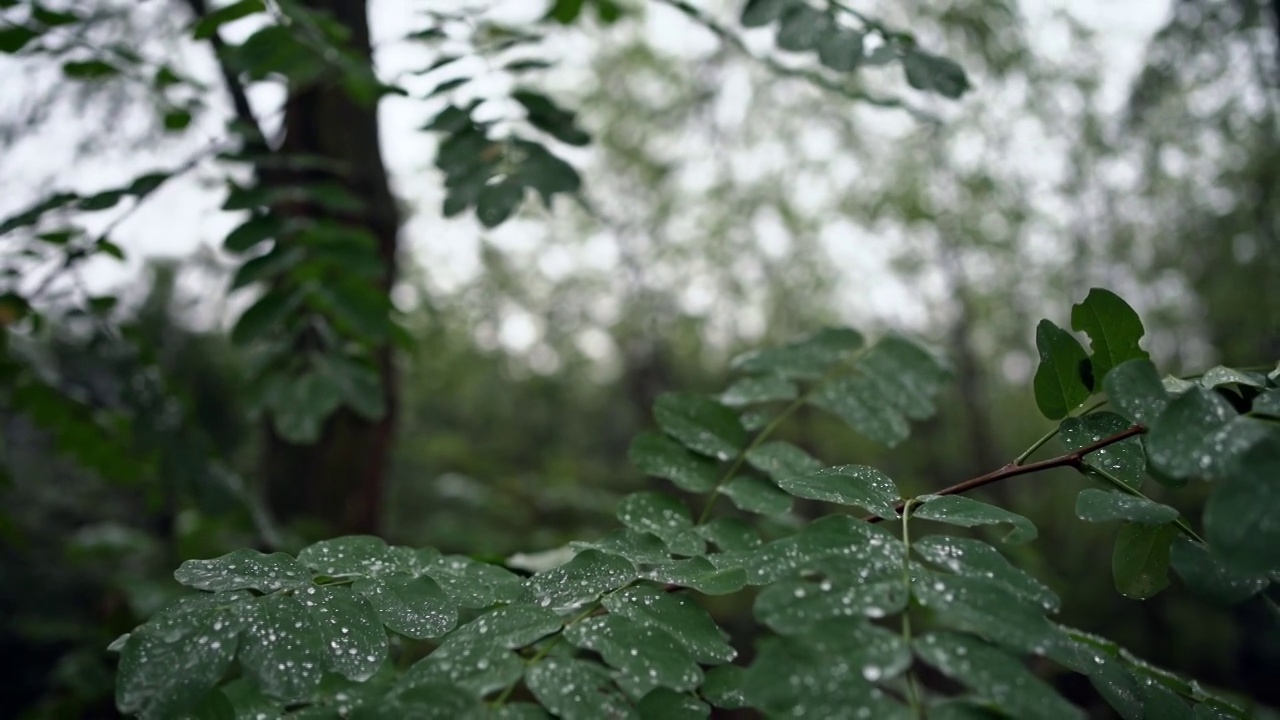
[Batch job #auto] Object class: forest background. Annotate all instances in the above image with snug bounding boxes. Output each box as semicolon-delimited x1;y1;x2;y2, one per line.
0;0;1277;717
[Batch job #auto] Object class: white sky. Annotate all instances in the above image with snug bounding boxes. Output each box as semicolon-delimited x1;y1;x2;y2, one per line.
0;0;1172;341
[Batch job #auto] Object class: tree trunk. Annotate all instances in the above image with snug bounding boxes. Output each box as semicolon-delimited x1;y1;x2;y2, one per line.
255;0;400;535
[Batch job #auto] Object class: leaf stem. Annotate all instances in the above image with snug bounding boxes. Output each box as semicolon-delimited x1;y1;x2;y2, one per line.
900;498;925;719
1013;399;1109;466
866;424;1148;523
697;392;808;525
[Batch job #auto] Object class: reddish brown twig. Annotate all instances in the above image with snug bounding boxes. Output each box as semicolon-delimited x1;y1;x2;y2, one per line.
865;424;1147;523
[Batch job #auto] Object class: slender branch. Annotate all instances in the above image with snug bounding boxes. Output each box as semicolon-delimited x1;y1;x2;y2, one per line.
181;0;270;152
866;424;1148;523
656;0;939;122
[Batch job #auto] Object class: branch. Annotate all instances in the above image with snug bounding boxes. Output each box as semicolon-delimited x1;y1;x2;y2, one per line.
180;0;270;152
655;0;940;123
866;424;1148;523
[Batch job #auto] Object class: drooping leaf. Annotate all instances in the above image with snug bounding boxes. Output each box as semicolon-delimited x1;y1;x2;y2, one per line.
742;632;907;718
912;569;1065;656
1033;320;1091;420
521;549;636;614
1058;412;1145;489
700;664;748;709
235;594;327;701
718;374;798;407
1146;388;1272;481
1070;289;1149;384
602;586;735;664
223;214;281;253
174;549;310;593
914;633;1083;720
354;575;457;639
615;492;703;556
912;536;1059;612
1168;536;1269;606
636;688;709;719
297;586;387;681
913;495;1037;544
564;614;702;698
653;393;747;460
744;441;822;483
1203;436;1280;575
721;475;792;516
628;433;719;493
1111;522;1177;599
1046;634;1143;720
1076;489;1179;525
774;464;900;519
476;180;525;228
230;289;302;345
901;50;971;98
731;327;864;379
525;657;636;719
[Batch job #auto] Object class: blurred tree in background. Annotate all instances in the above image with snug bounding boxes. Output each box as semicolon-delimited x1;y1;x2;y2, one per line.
0;0;1277;717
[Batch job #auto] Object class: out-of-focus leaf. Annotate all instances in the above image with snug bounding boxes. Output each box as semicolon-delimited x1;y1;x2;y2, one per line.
914;633;1083;719
1076;489;1179;525
628;433;719;493
653;393;746;460
1203;436;1280;575
1168;536;1269;606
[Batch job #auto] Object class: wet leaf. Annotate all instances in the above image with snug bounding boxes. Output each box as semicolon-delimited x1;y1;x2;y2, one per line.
525;657;636;719
1112;522;1177;599
602;586;735;664
1070;289;1149;384
235;595;326;701
721;475;792;516
174;549;310;593
521;549;636;614
354;575;457;639
616;492;703;556
775;464;900;519
653;393;746;460
913;495;1037;544
744;441;822;483
297;585;387;681
1076;489;1179;525
565;614;702;697
1059;412;1145;489
1033;320;1091;420
914;633;1083;720
1169;536;1269;605
912;536;1059;612
628;433;719;493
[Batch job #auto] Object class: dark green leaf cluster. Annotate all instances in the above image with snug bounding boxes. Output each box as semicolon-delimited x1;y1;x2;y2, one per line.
740;0;972;98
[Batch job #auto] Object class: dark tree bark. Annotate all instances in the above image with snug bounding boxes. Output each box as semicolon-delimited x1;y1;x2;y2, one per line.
187;0;401;535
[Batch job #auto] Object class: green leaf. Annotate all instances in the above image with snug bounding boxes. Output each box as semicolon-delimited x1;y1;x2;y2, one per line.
359;683;484;718
1046;636;1143;720
912;536;1059;612
700;665;748;709
266;370;344;443
521;549;636;614
297;586;387;681
774;464;900;519
1059;412;1145;489
0;25;39;54
231;289;302;345
1076;489;1179;525
476;180;524;228
1203;436;1280;574
616;492;702;556
1147;388;1273;481
754;573;908;633
740;0;793;27
818;26;864;72
911;570;1064;655
636;688;708;719
730;515;904;585
628;433;718;493
545;0;586;24
719;374;798;407
417;553;524;608
653;393;746;460
565;615;702;697
230;246;305;290
1111;522;1177;599
602;586;735;664
1070;289;1149;384
313;353;386;421
902;50;971;98
1033;320;1091;420
914;633;1083;720
525;657;636;719
643;557;747;595
116;596;244;718
513;90;591;146
235;594;327;701
696;518;760;552
399;643;522;696
742;631;907;718
354;575;457;639
1251;388;1280;418
174;549;310;592
913;495;1037;544
192;0;265;39
721;476;792;515
1197;366;1268;389
442;605;563;650
731;327;864;379
775;4;829;52
63;59;120;79
574;530;671;565
744;441;822;484
79;190;126;211
223;214;281;253
492;704;551;720
1168;536;1269;606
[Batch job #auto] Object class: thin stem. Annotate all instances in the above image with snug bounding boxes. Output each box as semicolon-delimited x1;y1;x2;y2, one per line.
1013;399;1109;466
697;392;808;525
900;498;925;719
866;424;1148;523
